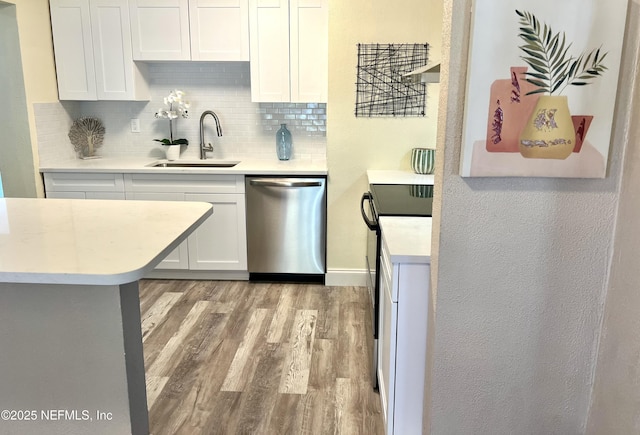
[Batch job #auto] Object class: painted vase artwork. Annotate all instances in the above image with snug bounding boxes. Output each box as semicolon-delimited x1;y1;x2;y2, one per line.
460;0;627;178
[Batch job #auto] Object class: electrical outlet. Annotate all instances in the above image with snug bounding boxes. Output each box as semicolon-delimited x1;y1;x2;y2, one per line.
130;118;141;133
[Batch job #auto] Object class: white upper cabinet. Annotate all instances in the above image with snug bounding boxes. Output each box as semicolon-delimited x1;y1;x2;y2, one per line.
189;0;250;61
50;0;150;101
289;0;327;102
129;0;191;60
49;0;97;100
248;0;290;102
249;0;327;102
129;0;249;61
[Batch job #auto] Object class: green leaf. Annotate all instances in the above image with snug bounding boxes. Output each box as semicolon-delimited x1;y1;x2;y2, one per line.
572;82;589;86
525;88;549;96
544;24;551;44
526;72;548;80
550;35;568;67
547;33;560;59
520;34;538;43
582;52;593;70
521;47;546;61
526;78;548;88
523;58;549;74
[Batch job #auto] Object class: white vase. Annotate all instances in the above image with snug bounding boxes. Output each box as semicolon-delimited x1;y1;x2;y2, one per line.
165;145;180;161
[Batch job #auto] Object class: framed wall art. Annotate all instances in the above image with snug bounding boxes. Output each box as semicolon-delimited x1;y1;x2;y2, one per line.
460;0;628;177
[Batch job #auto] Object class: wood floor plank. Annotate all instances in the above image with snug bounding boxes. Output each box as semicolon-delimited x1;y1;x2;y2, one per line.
267;283;298;343
145;375;169;410
233;342;284;434
308;338;335;393
141;291;184;342
310;286;340;340
141;281;384;435
148;312;233;432
221;308;272;392
279;309;318;395
147;300;211;377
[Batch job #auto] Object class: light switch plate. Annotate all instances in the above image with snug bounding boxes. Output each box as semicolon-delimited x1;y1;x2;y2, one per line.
130;118;140;133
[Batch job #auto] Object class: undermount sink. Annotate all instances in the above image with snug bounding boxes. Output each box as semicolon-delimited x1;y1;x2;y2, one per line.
147;161;239;168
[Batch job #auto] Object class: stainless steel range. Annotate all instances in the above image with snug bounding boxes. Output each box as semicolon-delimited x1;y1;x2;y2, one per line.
360;183;433;389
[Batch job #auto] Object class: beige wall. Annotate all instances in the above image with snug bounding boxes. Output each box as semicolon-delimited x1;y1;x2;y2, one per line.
327;0;440;272
3;0;58;197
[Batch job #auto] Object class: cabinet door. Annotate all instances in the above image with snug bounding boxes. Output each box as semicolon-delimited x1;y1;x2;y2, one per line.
378;259;397;435
45;191;87;199
185;193;247;270
50;0;98;100
248;0;290;102
289;0;327;102
85;192;127;199
89;0;138;100
190;0;249;61
126;192;190;270
130;0;191;60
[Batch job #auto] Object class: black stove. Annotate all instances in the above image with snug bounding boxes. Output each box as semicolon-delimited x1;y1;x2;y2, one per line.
369;183;434;217
360;182;433;391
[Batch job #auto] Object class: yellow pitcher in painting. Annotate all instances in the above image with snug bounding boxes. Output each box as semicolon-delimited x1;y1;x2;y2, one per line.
518;95;575;160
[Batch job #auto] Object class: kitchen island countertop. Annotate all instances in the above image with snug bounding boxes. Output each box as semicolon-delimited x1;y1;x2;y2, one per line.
0;198;212;285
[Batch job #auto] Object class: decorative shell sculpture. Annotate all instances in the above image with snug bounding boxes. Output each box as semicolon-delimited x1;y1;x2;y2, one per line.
69;117;105;158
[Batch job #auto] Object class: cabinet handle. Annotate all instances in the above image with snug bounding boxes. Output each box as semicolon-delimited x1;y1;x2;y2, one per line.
249;179;322;187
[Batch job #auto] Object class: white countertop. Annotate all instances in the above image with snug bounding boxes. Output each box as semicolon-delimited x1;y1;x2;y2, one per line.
367;170;434;185
379;216;432;264
0;198;212;285
40;157;328;176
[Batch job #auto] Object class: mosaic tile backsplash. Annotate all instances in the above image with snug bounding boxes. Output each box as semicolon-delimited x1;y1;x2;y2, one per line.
36;62;326;165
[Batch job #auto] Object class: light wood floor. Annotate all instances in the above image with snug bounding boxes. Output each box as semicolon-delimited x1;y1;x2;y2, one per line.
139;279;384;435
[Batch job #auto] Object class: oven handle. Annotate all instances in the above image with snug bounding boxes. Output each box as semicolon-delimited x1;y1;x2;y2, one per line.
360;192;378;230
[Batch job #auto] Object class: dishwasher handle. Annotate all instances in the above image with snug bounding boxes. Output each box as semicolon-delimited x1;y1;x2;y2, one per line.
249;178;322;188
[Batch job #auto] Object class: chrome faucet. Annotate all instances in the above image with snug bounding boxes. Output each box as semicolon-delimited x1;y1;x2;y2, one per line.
199;110;223;159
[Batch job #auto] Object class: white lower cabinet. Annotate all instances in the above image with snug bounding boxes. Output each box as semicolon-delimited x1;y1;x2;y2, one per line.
43;172;126;199
378;230;430;435
185;193;247;270
124;173;247;273
125;192;190;270
43;172;247;274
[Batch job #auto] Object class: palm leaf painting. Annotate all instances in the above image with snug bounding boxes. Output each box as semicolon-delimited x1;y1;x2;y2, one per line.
516;10;608;95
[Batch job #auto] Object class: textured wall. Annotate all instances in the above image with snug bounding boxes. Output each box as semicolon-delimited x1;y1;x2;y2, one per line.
326;0;437;272
586;2;640;432
428;0;637;433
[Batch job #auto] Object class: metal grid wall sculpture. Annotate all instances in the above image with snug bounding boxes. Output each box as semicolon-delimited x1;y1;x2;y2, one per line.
355;43;428;117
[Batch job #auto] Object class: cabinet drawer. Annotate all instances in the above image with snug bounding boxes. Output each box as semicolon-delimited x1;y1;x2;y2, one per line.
43;172;125;192
124;173;245;193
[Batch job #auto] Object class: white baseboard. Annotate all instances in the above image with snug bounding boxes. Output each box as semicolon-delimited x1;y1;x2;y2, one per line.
325;269;368;287
143;268;367;287
145;270;249;281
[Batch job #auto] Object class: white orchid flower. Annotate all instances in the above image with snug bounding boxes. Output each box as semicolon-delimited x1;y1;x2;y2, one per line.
155;89;190;145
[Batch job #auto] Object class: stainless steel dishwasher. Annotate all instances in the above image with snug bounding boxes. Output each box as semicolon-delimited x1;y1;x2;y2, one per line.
245;176;326;282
